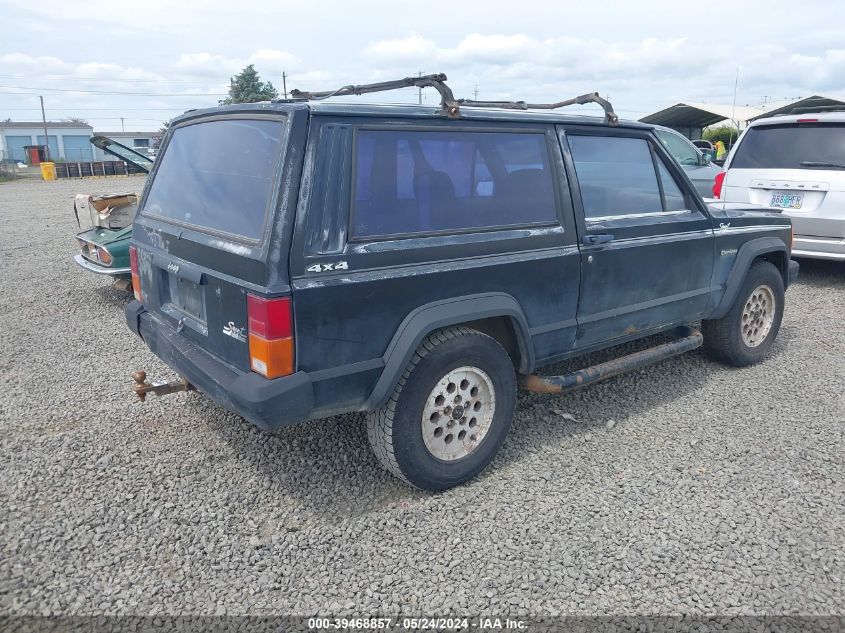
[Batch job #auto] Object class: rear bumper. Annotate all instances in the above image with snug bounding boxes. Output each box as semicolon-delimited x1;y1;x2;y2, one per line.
125;301;314;430
792;235;845;261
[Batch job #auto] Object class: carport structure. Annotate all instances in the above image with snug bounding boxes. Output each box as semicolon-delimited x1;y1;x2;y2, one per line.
749;94;845;119
639;102;764;139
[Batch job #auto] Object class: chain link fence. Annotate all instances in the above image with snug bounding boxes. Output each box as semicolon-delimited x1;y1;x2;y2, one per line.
0;149;20;180
0;147;146;180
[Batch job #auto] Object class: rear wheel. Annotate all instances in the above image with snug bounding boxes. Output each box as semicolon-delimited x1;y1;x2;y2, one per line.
366;326;516;491
703;260;785;367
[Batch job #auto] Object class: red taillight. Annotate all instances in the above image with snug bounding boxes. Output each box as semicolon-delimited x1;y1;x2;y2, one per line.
713;171;726;199
247;294;292;339
129;245;142;302
797;118;818;123
247;294;294;379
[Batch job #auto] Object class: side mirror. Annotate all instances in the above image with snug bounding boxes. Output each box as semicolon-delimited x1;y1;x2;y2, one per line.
701;153;712;166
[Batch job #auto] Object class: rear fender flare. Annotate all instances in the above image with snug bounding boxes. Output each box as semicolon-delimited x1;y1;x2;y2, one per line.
363;292;534;411
710;237;788;319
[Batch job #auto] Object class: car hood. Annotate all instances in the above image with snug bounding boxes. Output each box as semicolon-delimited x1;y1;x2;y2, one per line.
89;136;153;173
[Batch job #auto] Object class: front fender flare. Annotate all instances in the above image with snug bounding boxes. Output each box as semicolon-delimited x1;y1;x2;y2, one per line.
363;292;533;411
709;236;788;320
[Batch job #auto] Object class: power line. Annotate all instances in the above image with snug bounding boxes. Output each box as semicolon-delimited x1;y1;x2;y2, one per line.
0;106;187;111
0;73;226;85
0;84;226;96
0;115;168;121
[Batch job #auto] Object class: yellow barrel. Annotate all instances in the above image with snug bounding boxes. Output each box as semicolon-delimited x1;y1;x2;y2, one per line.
40;161;57;181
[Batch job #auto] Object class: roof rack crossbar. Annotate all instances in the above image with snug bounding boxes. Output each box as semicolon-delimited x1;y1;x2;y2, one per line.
287;74;618;124
289;73;460;117
457;92;618;124
787;105;845;114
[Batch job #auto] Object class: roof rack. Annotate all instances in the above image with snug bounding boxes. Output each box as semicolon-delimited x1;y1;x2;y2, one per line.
286;73;618;124
780;105;845;115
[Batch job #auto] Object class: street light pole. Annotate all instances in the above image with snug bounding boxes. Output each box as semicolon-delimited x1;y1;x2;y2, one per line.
39;95;50;162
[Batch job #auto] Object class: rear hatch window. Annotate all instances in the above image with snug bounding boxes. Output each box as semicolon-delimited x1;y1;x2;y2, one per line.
142;117;286;241
731;123;845;170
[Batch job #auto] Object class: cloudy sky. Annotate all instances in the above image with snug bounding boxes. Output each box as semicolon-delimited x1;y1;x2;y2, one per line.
1;0;843;131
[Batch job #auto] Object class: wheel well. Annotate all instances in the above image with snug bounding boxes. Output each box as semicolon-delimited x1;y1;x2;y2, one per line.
754;250;787;285
460;316;523;371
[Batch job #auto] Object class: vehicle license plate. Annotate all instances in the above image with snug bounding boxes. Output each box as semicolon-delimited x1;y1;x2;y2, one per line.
770;191;803;209
166;273;206;322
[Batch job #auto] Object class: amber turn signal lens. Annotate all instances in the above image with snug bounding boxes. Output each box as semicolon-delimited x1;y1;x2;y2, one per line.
129;245;142;302
96;247;113;265
248;334;294;379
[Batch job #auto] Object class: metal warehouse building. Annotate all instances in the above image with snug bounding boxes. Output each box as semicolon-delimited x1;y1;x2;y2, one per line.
0;121;94;162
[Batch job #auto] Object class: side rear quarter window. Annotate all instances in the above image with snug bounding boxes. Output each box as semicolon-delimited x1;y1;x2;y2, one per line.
656;159;687;211
568;134;692;219
351;129;558;239
568;135;663;218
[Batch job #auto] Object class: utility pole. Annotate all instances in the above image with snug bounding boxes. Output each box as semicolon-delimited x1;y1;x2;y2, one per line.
120;117;125;132
39;95;50;162
282;72;287;99
418;71;423;105
473;84;479;100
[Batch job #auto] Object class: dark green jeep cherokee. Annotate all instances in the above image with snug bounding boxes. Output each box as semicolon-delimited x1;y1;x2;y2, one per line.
125;74;799;490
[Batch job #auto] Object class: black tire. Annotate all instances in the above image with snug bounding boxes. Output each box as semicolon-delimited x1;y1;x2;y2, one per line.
702;260;785;367
366;326;516;491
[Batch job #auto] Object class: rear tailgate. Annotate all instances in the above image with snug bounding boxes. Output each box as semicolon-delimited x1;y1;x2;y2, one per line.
132;113;292;373
723;121;845;238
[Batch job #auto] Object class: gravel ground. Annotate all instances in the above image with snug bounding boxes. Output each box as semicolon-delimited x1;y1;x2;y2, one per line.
1;177;843;618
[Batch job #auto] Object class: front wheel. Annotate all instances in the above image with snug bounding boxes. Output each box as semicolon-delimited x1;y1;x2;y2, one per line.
703;260;785;367
366;326;516;491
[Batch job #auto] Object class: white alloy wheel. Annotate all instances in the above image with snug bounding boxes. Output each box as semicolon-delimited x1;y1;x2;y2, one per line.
741;284;776;348
421;366;496;461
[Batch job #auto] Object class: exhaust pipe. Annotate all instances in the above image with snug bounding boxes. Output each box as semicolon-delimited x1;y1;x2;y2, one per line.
132;370;193;402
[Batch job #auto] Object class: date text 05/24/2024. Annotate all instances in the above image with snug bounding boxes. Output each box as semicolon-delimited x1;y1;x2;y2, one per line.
307;617;528;630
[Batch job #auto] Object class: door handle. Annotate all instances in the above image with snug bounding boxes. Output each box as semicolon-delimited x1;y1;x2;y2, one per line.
583;233;614;245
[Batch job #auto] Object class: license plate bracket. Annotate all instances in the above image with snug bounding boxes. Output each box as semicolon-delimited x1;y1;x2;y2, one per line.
165;273;207;323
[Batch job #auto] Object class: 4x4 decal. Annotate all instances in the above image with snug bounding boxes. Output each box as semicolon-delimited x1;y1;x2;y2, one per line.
306;261;349;274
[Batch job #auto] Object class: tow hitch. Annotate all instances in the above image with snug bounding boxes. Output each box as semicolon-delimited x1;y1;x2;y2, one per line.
132;370;193;402
520;326;703;394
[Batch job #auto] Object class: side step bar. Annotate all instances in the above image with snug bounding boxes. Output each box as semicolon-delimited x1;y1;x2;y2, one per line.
519;326;703;394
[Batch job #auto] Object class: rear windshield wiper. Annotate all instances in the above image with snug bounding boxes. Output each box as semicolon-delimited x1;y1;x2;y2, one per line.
799;160;845;169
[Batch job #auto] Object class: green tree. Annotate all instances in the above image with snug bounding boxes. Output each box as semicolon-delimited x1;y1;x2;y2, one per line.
703;125;740;147
154;118;174;149
219;65;278;105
